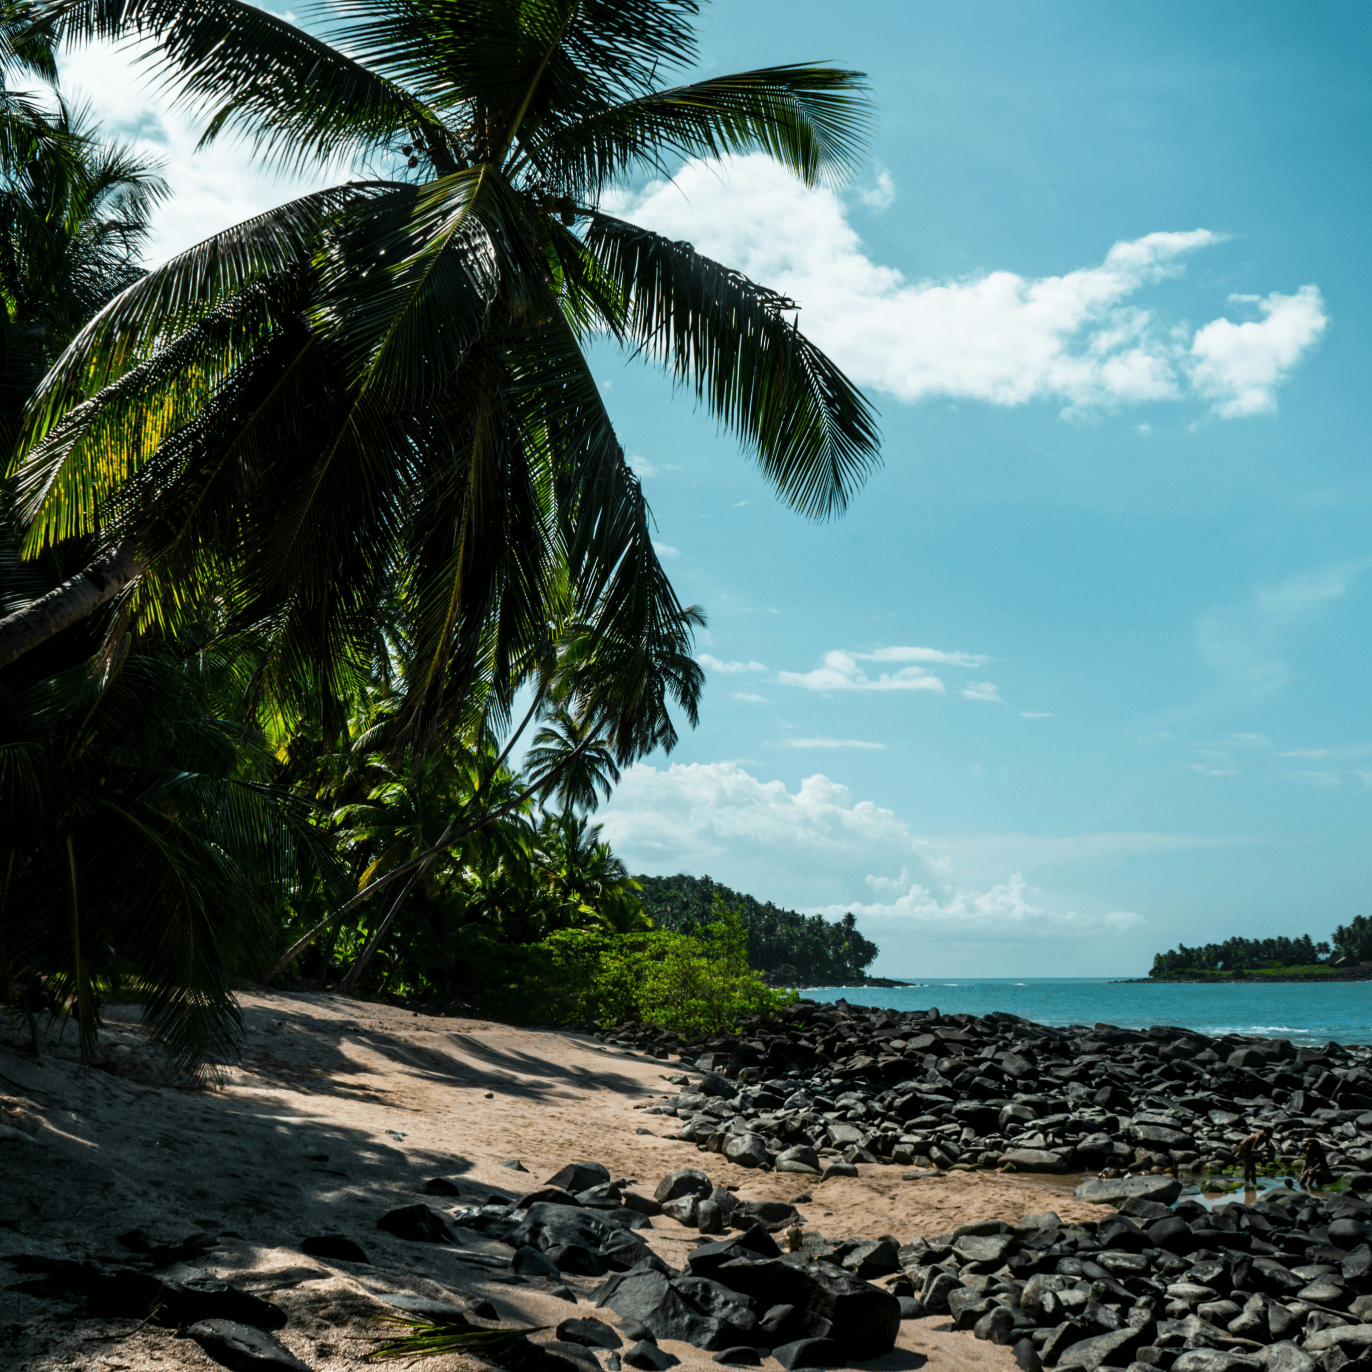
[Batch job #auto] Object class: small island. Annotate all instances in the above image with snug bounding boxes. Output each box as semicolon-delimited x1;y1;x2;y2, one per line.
1145;920;1372;981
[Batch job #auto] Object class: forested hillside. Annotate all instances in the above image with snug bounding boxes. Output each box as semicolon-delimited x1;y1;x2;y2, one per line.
636;874;879;983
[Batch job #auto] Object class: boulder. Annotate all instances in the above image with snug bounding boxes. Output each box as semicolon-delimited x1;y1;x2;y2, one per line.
624;1340;680;1370
840;1238;899;1279
548;1163;613;1194
422;1177;463;1196
820;1161;859;1181
1262;1343;1317;1372
706;1255;900;1358
1054;1322;1155;1372
953;1232;1016;1265
557;1318;623;1350
155;1277;287;1331
521;1187;584;1209
377;1204;454;1244
724;1134;769;1169
511;1203;656;1274
686;1232;782;1282
515;1246;563;1277
775;1146;821;1175
1075;1175;1183;1206
662;1195;701;1227
184;1319;309;1372
1303;1325;1372;1353
1001;1148;1067;1172
655;1170;714;1204
713;1349;762;1366
593;1264;758;1351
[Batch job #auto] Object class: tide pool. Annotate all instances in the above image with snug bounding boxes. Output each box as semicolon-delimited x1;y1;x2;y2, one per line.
802;977;1372;1045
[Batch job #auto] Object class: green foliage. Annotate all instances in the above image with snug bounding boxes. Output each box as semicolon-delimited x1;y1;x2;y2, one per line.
451;899;795;1033
1150;933;1332;977
637;872;879;982
0;647;342;1076
1331;916;1372;964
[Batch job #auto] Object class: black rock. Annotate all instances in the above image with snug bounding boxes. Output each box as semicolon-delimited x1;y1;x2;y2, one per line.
542;1341;600;1371
501;1159;530;1171
713;1348;763;1365
558;1318;623;1349
685;1232;782;1282
547;1163;613;1194
771;1338;843;1369
513;1203;658;1275
383;1295;473;1325
549;1285;578;1303
898;1297;925;1320
423;1177;464;1196
655;1170;715;1204
624;1340;680;1370
1013;1337;1042;1372
378;1204;454;1244
183;1319;309;1372
706;1255;900;1358
521;1187;585;1209
594;1264;758;1351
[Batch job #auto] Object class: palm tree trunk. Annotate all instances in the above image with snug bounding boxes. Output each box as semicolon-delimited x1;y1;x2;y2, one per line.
335;863;426;997
0;541;144;671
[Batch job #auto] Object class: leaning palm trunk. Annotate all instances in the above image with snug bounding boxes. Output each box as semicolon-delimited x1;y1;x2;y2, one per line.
334;862;426;996
0;539;143;669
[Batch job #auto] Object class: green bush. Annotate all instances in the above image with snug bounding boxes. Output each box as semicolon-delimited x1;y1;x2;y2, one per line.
452;898;796;1031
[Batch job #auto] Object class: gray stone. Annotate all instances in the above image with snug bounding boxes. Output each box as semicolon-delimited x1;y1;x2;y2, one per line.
975;1305;1017;1344
548;1162;613;1193
840;1239;899;1279
775;1146;821;1175
662;1195;701;1227
1304;1327;1372;1353
184;1320;309;1372
624;1339;679;1370
377;1204;454;1244
820;1161;859;1180
730;1201;802;1232
954;1232;1016;1264
825;1123;865;1148
1262;1343;1317;1372
697;1200;725;1235
1171;1353;1260;1372
1001;1148;1067;1172
724;1134;769;1169
655;1170;714;1203
514;1246;563;1277
593;1266;758;1351
1075;1175;1184;1206
713;1350;762;1366
1055;1323;1154;1372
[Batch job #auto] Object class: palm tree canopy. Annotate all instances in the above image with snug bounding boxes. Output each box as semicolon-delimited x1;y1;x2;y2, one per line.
8;0;880;769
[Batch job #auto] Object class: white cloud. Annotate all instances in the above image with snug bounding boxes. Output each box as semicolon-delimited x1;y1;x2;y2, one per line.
779;737;885;750
733;692;770;703
1137;422;1152;435
775;644;987;695
962;682;1003;702
1192;765;1239;777
51;41;336;264
653;542;680;558
858;166;896;211
598;761;1241;972
609;155;1326;419
1278;746;1372;759
1021;711;1054;718
697;654;767;673
1189;287;1328;418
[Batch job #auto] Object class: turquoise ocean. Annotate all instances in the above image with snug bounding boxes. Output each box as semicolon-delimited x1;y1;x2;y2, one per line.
803;978;1372;1046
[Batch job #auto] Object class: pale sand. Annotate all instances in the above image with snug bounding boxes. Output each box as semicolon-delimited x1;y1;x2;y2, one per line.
0;988;1108;1372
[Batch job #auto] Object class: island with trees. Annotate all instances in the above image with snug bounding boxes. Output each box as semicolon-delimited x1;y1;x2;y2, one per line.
1148;918;1372;980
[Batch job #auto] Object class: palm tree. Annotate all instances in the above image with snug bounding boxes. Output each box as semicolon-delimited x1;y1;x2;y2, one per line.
0;0;880;778
0;646;342;1074
533;806;643;930
524;704;619;812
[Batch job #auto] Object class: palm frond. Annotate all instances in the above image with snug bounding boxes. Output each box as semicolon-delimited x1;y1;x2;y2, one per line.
582;212;881;520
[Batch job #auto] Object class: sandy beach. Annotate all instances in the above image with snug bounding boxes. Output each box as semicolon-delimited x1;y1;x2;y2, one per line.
1;989;1105;1372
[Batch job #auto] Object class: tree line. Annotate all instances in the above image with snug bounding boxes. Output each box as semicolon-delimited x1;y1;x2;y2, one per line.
0;0;882;1076
636;873;879;983
1148;923;1372;976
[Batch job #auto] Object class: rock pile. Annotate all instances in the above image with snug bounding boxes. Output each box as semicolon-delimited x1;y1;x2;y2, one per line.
893;1185;1372;1372
619;1002;1372;1184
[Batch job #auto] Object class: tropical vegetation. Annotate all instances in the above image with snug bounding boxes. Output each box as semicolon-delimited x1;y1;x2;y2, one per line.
0;0;882;1075
637;872;879;982
1150;932;1336;978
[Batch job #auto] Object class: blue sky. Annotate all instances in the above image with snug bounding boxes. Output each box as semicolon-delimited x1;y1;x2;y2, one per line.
57;2;1371;976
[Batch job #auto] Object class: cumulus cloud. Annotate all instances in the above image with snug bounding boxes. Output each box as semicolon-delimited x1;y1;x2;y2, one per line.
1189;288;1328;417
597;761;1241;972
858;166;896;210
609;155;1325;419
779;737;885;750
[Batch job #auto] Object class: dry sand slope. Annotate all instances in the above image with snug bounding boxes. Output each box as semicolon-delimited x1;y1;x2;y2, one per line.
0;989;1103;1372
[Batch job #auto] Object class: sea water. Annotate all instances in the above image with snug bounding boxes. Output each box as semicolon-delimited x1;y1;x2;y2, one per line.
802;977;1372;1046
